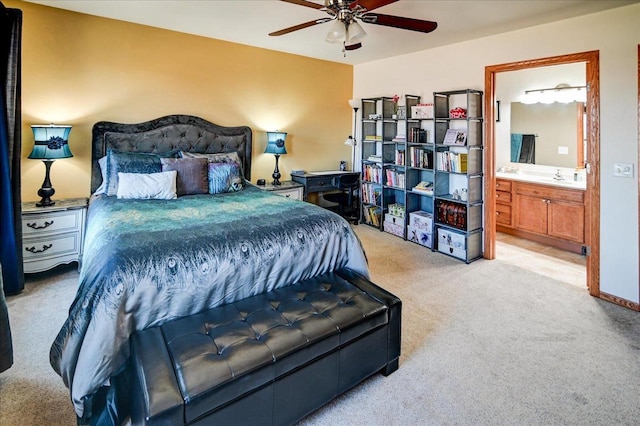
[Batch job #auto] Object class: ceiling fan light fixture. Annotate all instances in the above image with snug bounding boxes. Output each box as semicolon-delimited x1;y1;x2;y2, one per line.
347;20;366;43
325;20;347;43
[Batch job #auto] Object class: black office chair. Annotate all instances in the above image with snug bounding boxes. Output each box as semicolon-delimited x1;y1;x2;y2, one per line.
323;173;360;225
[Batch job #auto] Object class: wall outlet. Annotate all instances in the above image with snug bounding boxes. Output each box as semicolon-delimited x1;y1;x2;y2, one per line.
613;163;633;178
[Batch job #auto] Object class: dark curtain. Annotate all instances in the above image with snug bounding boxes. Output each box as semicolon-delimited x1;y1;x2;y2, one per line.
0;2;24;296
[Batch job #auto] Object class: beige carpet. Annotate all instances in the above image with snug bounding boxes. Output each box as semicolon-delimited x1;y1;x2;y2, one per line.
1;225;639;425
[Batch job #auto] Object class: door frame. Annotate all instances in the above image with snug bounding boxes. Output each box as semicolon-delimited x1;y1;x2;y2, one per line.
484;51;600;297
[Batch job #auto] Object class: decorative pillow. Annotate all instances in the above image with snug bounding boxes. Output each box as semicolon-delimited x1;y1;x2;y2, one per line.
208;162;243;194
116;171;177;200
104;149;180;196
181;151;244;177
105;150;163;196
160;157;208;196
94;156;107;195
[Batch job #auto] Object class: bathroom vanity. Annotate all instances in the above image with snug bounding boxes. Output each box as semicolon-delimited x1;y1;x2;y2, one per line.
496;171;586;254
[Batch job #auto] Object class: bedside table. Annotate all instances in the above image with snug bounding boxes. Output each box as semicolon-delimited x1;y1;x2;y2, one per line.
257;181;304;200
21;198;88;273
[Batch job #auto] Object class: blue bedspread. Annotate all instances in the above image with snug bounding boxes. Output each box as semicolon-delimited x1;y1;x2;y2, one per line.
50;186;368;417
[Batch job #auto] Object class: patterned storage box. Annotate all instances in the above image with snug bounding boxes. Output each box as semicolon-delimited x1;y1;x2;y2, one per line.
388;203;405;218
383;221;404;238
385;213;404;226
437;228;466;260
409;211;433;231
407;225;432;248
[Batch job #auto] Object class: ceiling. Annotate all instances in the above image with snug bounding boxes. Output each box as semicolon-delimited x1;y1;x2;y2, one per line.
26;0;638;65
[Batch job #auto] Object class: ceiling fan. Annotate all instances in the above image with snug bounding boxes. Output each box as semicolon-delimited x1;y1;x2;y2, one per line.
269;0;438;53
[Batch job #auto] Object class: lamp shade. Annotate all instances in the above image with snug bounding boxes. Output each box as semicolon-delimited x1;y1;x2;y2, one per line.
264;131;287;155
347;21;366;43
344;136;355;146
325;20;346;43
348;99;360;109
28;125;73;159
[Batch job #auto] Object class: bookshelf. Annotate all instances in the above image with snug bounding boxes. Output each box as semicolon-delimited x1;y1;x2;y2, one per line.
433;89;484;263
359;90;483;263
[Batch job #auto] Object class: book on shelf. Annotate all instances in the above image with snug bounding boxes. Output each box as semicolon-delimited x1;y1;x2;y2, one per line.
408;128;428;143
363;205;381;226
408;146;433;169
363;164;382;183
385;169;406;189
443;128;467;146
367;155;382;162
436;151;468;173
412;181;433;196
364;135;383;141
395;149;405;166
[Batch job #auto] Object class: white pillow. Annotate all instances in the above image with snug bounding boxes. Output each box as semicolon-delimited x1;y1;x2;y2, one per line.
116;171;177;200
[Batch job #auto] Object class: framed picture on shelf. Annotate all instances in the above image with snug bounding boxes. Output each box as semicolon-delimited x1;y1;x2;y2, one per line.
443;128;467;146
397;106;406;120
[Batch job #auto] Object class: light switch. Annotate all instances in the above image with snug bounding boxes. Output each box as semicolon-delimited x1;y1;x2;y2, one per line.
613;163;634;178
558;146;569;155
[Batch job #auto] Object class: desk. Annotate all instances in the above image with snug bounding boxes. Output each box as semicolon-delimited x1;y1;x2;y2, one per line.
290;171;359;201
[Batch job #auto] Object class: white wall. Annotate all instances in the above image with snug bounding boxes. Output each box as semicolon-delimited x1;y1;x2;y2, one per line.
354;4;640;304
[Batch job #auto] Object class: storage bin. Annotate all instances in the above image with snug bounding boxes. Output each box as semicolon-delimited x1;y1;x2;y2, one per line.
383;221;404;238
437;228;466;260
385;213;404;226
408;211;433;230
407;225;432;248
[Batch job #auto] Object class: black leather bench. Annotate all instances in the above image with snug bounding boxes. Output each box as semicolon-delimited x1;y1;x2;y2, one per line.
128;268;401;425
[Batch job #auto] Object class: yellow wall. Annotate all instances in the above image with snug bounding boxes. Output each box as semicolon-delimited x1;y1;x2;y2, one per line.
8;1;354;201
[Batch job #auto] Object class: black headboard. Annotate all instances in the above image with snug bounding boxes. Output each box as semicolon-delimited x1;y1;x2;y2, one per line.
91;115;252;193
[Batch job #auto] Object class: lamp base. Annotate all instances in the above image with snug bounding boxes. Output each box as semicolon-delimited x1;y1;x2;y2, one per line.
36;160;56;207
272;154;282;186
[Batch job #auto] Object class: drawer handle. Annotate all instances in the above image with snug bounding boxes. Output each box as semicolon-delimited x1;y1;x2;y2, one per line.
27;220;54;230
285;194;291;198
26;244;53;254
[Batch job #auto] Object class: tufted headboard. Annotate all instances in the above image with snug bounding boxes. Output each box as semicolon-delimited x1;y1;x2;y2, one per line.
91;115;252;193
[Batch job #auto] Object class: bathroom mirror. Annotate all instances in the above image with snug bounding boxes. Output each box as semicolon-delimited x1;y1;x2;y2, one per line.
495;62;586;169
510;101;584;168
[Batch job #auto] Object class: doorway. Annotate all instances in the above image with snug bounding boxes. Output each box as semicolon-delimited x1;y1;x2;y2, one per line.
484;51;600;297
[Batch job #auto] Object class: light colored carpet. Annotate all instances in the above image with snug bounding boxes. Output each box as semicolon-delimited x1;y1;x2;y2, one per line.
1;225;639;425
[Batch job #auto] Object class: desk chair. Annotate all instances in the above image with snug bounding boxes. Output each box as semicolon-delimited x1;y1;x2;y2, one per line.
323;173;360;224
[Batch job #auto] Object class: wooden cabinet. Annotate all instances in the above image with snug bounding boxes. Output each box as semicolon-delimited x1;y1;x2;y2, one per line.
495;178;513;227
498;179;585;253
21;198;88;273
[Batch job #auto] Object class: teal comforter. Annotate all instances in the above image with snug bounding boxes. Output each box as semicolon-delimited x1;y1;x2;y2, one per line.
50;186;368;418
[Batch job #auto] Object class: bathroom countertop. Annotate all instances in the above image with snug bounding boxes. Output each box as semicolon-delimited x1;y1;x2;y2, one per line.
496;171;586;190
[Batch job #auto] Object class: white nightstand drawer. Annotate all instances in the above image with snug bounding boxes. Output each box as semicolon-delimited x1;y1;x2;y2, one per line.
274;187;303;200
21;198;88;273
22;209;82;236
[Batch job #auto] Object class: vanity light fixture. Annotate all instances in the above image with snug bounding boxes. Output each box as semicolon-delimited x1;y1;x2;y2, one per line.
522;84;587;104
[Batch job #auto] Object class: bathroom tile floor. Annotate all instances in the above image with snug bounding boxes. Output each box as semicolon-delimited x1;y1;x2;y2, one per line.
495;232;587;288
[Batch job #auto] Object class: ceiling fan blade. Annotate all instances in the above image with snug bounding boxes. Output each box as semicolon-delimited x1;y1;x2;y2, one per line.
279;0;324;10
269;18;332;36
361;13;437;33
352;0;398;12
345;42;362;51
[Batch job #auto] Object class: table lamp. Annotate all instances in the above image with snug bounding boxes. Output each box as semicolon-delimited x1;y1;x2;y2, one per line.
265;131;287;185
28;124;73;207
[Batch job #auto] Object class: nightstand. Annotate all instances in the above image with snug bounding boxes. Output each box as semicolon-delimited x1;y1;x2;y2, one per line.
21;198;88;273
257;181;304;201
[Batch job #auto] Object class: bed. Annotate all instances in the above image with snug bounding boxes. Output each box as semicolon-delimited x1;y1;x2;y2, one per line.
49;115;370;423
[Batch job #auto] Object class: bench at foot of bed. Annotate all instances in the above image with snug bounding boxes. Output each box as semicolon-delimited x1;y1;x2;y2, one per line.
128;268;401;426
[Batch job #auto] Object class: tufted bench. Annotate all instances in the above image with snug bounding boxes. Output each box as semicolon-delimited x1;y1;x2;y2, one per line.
128;268;401;425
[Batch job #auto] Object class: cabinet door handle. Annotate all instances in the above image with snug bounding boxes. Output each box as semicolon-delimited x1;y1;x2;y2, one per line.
27;220;54;230
285;194;291;198
25;244;53;254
